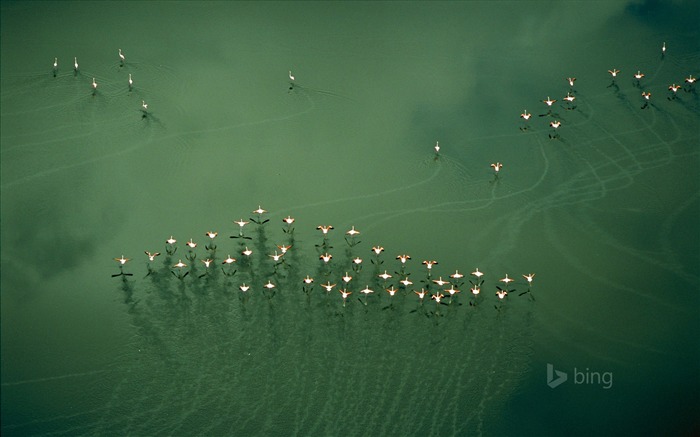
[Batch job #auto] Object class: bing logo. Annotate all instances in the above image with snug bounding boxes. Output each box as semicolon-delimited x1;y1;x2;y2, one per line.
547;363;613;389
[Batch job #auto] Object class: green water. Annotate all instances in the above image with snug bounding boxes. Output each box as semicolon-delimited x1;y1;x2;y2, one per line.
1;1;698;436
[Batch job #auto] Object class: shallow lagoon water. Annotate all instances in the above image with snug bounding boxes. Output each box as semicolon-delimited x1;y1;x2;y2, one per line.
1;1;699;436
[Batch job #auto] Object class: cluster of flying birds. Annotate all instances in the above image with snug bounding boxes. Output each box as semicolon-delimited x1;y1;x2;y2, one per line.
107;44;691;307
113;206;535;309
52;49;149;115
516;42;696;138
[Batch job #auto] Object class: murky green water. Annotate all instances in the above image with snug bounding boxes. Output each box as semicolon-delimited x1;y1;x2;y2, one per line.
2;1;698;436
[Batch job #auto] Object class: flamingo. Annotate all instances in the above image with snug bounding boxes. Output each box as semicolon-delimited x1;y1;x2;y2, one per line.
317;225;334;235
144;251;160;261
396;254;411;264
372;246;384;255
500;274;514;285
422;260;438;270
433;277;449;287
339;289;352;306
173;260;187;269
114;255;130;265
269;250;284;262
360;286;374;296
445;286;460;297
378;270;392;281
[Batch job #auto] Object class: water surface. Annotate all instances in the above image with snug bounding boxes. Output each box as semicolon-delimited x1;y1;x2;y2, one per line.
2;1;699;436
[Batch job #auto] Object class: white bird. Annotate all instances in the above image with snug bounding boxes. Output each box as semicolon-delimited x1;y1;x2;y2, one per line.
145;251;161;261
114;255;130;265
74;57;79;71
118;48;125;64
128;73;133;89
289;70;295;81
500;274;514;285
92;77;97;90
141;100;148;112
173;260;187;269
432;277;449;287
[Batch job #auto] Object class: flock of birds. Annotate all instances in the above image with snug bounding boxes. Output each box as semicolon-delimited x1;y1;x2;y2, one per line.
101;41;697;312
517;42;696;137
113;206;536;311
51;43;695;180
52;49;149;115
50;49;527;311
